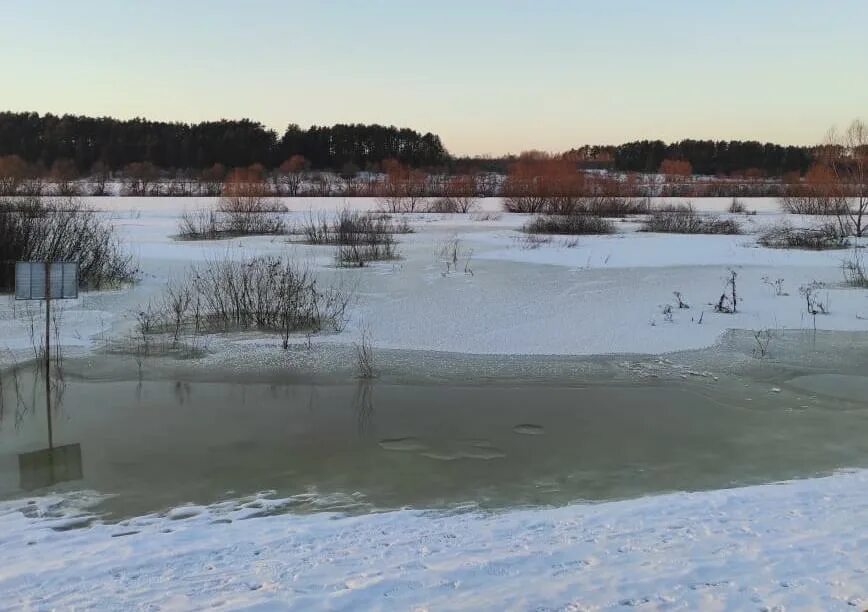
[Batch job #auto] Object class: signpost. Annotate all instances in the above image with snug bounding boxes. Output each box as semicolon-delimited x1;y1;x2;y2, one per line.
15;261;78;450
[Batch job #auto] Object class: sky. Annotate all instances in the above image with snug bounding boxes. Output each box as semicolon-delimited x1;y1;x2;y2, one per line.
3;0;867;156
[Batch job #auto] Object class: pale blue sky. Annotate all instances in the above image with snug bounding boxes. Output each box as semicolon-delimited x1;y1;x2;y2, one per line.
3;0;866;155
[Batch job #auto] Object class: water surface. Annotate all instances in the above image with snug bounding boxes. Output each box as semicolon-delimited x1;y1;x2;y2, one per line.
2;360;867;520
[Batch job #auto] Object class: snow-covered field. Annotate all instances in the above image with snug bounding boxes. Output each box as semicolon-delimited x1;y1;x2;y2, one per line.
1;470;867;610
2;196;868;609
1;196;866;359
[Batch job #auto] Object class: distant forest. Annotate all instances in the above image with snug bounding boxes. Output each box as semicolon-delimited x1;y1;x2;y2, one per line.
0;111;816;177
0;112;449;172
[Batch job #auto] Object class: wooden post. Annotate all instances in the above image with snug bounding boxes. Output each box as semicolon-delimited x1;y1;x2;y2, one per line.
44;261;53;451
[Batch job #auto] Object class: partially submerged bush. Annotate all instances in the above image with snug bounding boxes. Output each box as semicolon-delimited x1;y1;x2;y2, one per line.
523;214;615;235
758;222;849;250
641;207;741;234
780;195;847;216
843;250;868;288
427;196;479;213
137;255;350;348
504;195;646;216
177;204;286;239
336;240;398;267
295;210;402;266
177;178;287;239
728;198;747;213
297;210;401;244
0;197;136;291
581;196;649;217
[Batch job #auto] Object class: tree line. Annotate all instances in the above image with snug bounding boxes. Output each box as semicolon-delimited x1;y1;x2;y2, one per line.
0;110;825;179
609;139;813;176
0;112;449;173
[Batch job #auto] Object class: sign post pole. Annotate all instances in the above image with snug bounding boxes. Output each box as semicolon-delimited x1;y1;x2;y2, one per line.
44;261;53;450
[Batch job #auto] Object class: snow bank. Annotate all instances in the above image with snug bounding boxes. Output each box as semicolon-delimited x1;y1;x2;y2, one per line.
1;197;866;359
1;470;866;610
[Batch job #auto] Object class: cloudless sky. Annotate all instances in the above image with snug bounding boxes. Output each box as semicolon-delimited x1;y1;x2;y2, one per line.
3;0;867;155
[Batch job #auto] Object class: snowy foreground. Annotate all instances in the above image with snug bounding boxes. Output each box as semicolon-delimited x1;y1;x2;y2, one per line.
1;470;867;610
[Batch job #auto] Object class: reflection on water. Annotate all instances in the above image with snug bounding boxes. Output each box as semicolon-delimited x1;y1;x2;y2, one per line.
18;444;83;491
2;363;868;521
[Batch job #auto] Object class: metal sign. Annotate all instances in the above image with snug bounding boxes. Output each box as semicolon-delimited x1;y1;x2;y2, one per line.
15;261;79;300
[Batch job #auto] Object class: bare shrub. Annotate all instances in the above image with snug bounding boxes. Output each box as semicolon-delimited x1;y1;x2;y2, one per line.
431;175;479;213
758;222;848;250
89;161;111;196
0;155;30;196
137;256;350;346
216;180;286;235
654;202;694;213
728;198;747;214
780;195;846;215
297;210;401;244
504;194;646;216
753;329;774;358
122;162;160;196
177;209;221;240
176;205;284;239
376;163;427;213
354;331;376;378
0;197;136;291
336;241;398;267
503;193;549;213
471;211;502;222
843;249;868;288
438;237;474;275
780;195;847;216
517;234;552;249
293;210;401;267
761;276;788;296
714;270;739;314
428;196;480;213
641;206;741;234
50;159;81;197
524;214;615;235
800;282;829;316
580;196;649;217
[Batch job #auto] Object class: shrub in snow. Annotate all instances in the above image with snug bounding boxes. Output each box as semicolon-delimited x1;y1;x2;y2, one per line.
713;270;739;314
504;195;647;217
523;214;615;235
728;198;747;214
135;255;350;351
800;282;829;316
0;196;136;291
843;250;868;288
641;206;741;235
758;222;848;250
292;210;402;267
177;204;286;240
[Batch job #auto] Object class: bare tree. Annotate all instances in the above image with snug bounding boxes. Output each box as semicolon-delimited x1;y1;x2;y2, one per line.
50;158;80;196
824;120;868;237
278;155;309;196
0;155;29;196
89;161;111;196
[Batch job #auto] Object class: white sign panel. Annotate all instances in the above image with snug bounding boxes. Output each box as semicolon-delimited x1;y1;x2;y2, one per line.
15;262;79;300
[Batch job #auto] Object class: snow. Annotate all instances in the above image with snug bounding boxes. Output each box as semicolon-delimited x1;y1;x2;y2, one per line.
3;195;862;360
2;197;868;608
1;470;867;610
